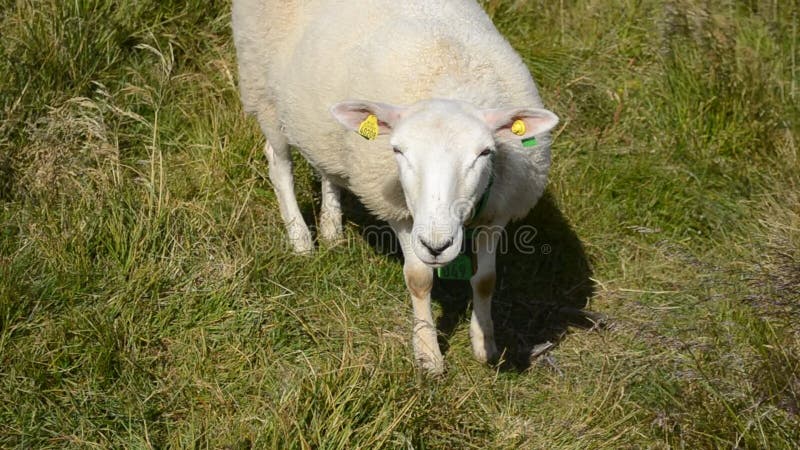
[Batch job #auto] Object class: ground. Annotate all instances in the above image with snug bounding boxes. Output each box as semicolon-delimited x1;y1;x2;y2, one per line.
1;0;799;448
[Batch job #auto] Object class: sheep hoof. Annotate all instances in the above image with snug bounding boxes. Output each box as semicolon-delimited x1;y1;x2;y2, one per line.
292;242;314;255
413;334;444;375
287;224;314;254
417;354;445;376
471;335;499;364
319;214;344;244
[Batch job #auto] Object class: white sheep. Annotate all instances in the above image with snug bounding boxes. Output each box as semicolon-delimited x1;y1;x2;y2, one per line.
232;0;559;374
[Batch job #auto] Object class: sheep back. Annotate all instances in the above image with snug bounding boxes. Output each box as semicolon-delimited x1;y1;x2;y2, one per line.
233;0;552;223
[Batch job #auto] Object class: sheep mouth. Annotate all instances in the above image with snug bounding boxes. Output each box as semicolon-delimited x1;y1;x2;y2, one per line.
422;259;449;269
416;249;461;268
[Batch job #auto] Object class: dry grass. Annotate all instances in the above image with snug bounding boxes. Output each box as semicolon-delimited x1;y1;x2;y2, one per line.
1;0;799;448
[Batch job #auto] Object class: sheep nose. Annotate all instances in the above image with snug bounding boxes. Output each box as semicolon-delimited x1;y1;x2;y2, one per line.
420;237;453;257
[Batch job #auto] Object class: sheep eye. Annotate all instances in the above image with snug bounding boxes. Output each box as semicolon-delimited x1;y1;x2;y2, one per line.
479;148;492;157
392;146;403;155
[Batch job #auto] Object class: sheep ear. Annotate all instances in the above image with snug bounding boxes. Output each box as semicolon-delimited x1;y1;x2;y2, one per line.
330;101;406;137
483;107;559;141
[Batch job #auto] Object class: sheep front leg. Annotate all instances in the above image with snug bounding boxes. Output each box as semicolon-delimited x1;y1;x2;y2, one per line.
391;220;444;375
319;175;343;243
469;226;503;364
264;140;313;254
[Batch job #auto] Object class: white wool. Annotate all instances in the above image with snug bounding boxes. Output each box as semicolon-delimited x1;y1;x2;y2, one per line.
232;0;552;223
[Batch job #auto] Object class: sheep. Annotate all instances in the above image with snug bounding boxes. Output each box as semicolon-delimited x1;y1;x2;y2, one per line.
232;0;559;374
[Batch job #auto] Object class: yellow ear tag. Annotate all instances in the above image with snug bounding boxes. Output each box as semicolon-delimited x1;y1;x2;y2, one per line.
358;114;379;140
511;119;526;136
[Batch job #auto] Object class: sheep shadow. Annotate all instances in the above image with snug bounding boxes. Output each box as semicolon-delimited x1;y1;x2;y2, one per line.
432;193;599;372
313;188;598;373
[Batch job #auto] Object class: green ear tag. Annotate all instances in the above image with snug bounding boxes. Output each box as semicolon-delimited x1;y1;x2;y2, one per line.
436;254;473;280
522;137;538;148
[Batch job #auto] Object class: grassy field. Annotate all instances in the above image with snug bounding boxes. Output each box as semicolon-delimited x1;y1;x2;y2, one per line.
1;0;799;448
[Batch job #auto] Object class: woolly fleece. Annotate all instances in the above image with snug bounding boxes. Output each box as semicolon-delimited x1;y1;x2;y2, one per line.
232;0;552;222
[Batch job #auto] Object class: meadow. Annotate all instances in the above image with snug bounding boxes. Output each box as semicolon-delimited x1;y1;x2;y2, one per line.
1;0;798;448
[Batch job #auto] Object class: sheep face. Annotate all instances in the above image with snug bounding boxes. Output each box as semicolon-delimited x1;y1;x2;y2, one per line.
388;101;493;266
331;99;558;267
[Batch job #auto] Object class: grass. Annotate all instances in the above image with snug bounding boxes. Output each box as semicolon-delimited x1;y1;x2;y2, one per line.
1;0;799;447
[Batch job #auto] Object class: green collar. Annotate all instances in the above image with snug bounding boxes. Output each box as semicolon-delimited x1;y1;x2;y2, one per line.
471;171;494;222
437;165;493;281
470;151;496;223
469;137;536;222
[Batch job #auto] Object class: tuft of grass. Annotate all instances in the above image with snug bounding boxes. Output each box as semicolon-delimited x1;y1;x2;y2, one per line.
2;0;799;448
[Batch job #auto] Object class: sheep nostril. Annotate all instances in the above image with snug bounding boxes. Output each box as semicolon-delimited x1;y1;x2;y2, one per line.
420;238;453;257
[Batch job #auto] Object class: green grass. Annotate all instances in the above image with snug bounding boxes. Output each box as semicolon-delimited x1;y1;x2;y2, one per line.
1;0;799;447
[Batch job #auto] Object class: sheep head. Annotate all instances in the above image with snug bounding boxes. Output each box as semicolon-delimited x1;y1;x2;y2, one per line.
331;98;558;267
